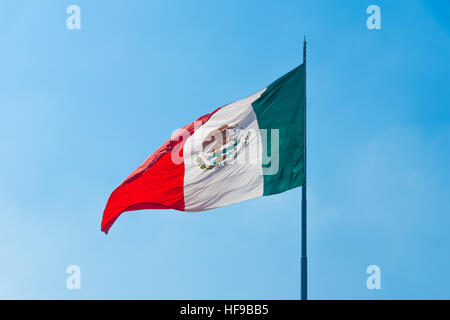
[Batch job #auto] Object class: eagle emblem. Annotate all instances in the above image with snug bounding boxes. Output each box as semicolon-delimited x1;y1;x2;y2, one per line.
195;124;250;171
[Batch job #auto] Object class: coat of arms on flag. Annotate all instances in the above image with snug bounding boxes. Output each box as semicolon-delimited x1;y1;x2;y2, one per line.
195;124;251;171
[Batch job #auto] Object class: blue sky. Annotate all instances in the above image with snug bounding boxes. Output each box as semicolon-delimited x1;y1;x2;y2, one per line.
0;0;449;299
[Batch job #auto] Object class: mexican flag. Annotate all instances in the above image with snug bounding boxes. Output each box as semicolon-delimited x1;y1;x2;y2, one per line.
102;64;306;234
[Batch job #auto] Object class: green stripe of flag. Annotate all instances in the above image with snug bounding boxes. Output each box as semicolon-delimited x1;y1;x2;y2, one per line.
251;64;306;196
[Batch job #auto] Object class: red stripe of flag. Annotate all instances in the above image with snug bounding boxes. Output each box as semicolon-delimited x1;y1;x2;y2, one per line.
101;108;221;234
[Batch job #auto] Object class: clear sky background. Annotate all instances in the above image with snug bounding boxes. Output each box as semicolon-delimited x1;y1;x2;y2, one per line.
0;0;449;299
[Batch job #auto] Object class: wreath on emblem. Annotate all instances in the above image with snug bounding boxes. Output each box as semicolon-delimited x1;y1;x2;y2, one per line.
195;124;250;171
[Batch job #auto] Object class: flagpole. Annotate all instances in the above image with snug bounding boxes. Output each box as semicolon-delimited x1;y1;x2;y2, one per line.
301;36;308;301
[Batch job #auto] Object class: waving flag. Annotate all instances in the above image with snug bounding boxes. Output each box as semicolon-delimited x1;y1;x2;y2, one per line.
102;64;306;234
